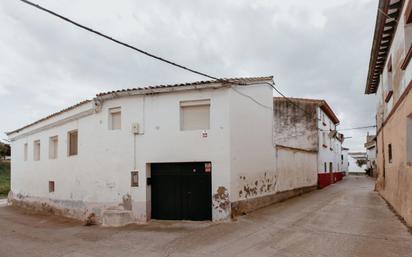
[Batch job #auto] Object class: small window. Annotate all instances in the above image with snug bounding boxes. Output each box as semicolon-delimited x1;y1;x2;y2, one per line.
329;162;333;172
324;162;327;172
180;99;210;130
109;107;121;130
24;143;28;161
49;136;58;159
33;140;40;161
49;181;55;193
322;132;327;146
68;130;78;156
388;144;393;163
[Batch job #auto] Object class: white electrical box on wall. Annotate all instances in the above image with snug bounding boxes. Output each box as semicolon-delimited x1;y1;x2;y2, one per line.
132;123;140;134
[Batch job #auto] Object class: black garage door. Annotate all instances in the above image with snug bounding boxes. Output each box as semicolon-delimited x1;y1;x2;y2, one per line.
151;162;212;221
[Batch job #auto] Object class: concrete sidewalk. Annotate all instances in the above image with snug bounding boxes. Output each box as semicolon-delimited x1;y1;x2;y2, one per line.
0;176;411;257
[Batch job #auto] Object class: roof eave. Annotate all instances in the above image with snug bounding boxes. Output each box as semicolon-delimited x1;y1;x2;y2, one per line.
365;0;404;94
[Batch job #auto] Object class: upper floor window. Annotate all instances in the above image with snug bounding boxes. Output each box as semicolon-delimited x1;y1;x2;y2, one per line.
68;130;78;156
180;99;210;131
24;143;28;161
405;3;412;46
109;107;121;130
49;136;58;159
388;143;393;163
33;140;40;161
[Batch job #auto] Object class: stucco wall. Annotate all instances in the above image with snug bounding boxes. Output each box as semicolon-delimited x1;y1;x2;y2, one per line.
9;86;234;222
275;147;317;192
375;92;412;226
341;149;349;173
373;3;412;227
317;107;342;173
9;82;278;223
273;99;318;151
229;84;276;203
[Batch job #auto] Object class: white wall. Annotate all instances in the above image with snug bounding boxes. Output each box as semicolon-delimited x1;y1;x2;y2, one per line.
275;147;317;192
341;149;349;173
348;156;366;173
9;82;276;222
229;84;276;202
317;107;342;173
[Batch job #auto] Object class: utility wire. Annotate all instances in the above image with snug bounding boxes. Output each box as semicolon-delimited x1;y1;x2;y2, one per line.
337;125;377;131
18;0;296;110
18;0;220;81
19;0;331;119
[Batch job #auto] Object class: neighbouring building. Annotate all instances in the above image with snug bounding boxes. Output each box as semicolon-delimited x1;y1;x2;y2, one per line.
6;76;323;226
348;152;367;174
365;0;412;226
364;134;377;177
273;97;345;190
341;147;350;175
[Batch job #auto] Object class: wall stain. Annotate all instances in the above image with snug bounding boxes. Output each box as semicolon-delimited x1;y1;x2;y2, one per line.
238;171;276;199
213;186;230;213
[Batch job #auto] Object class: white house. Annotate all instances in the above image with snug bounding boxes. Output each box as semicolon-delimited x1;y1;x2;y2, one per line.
364;135;377;177
273;97;344;189
348;152;367;174
341;147;350;175
7;76;323;226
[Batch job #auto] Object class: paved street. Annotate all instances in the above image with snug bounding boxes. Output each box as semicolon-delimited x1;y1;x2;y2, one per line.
0;176;411;257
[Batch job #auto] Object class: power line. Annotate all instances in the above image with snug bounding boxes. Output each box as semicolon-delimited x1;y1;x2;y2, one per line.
17;0;294;110
337;125;376;131
18;0;328;118
18;0;220;81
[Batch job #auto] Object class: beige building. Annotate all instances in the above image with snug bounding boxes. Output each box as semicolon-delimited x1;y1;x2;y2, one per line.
365;0;412;226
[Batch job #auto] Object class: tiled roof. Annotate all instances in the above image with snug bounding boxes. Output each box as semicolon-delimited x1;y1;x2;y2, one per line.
365;0;404;94
7;76;273;136
96;76;273;97
6;100;92;136
273;97;340;124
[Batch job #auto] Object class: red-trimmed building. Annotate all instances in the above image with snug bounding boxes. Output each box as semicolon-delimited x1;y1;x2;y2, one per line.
273;97;345;190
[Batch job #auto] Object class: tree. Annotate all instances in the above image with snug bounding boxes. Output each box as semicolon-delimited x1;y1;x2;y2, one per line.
0;142;10;160
356;159;367;168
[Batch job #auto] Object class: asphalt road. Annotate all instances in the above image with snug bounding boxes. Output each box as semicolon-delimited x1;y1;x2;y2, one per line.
0;176;411;257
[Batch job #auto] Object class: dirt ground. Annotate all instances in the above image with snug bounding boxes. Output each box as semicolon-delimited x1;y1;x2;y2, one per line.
0;176;411;257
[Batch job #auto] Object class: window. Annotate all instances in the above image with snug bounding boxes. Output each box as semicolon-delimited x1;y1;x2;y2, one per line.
109;107;121;130
324;162;327;172
33;140;40;161
49;181;55;193
322;132;327;147
402;3;412;70
68;130;78;156
385;57;393;103
388;144;393;163
180;99;210;130
329;162;333;172
49;136;58;159
24;143;28;161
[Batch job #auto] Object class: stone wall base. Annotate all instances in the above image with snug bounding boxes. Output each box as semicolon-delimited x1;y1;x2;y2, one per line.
7;191;139;226
231;185;317;217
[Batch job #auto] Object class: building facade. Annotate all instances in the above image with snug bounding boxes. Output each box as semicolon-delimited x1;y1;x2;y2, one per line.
7;77;324;226
273;97;344;189
365;0;412;226
365;135;377;177
341;147;350;174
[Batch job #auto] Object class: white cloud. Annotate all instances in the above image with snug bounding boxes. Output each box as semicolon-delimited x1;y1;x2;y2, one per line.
0;0;377;151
